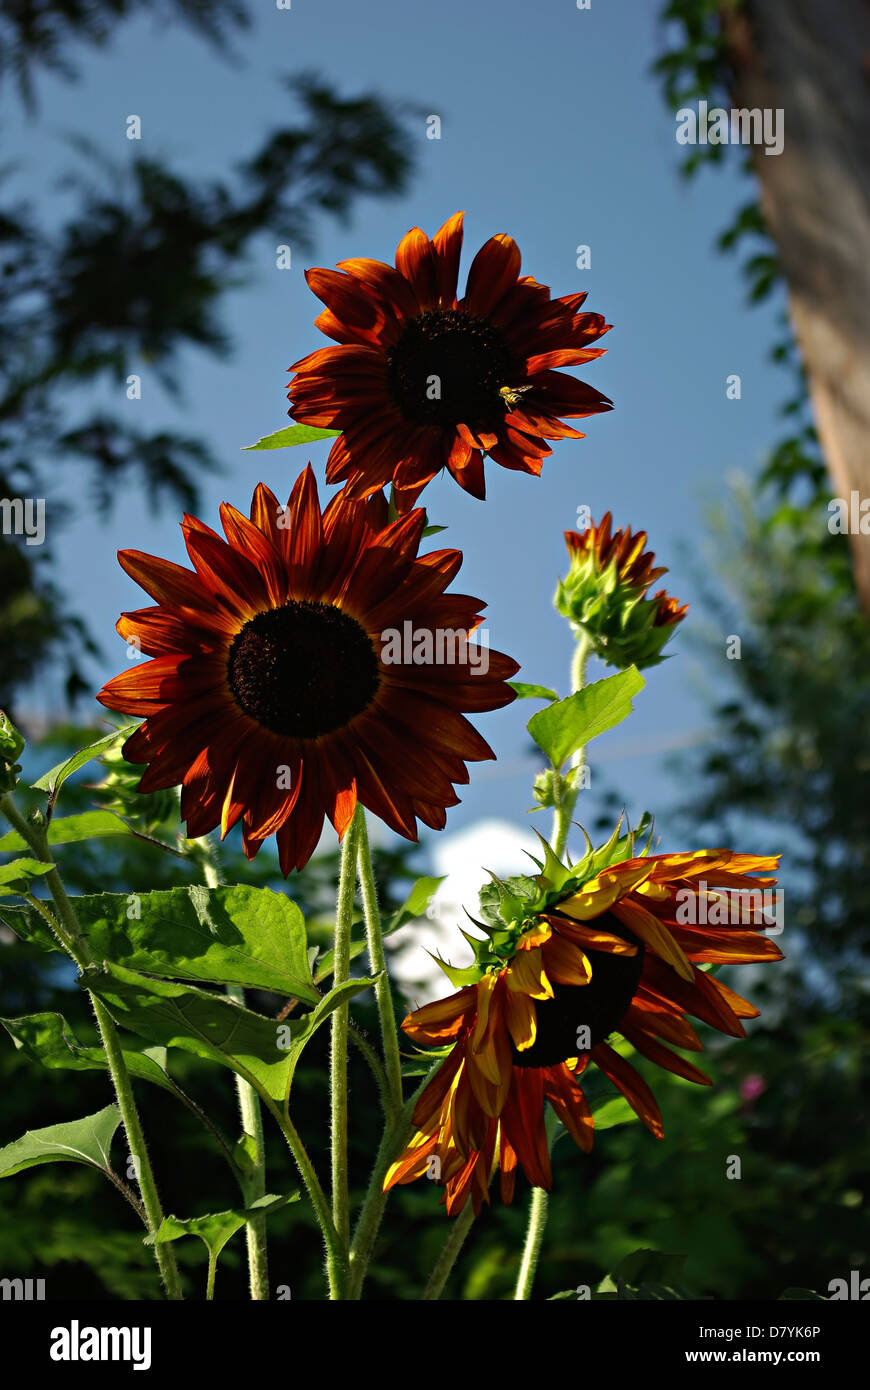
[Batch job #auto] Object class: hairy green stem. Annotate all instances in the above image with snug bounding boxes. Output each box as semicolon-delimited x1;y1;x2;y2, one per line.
355;808;403;1118
513;1186;549;1300
550;630;592;857
1;794;183;1300
329;811;362;1289
227;985;270;1299
421;1152;498;1301
348;1061;441;1300
263;1098;346;1299
198;846;271;1301
421;1201;478;1300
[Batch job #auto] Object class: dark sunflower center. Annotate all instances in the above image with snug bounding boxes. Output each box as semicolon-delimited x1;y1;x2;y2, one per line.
386;308;516;429
511;913;645;1068
226;601;380;738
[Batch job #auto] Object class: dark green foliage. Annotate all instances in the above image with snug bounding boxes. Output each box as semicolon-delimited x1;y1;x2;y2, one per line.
1;0;249;109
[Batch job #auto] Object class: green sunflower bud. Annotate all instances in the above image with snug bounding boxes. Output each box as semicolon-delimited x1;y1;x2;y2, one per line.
555;513;687;670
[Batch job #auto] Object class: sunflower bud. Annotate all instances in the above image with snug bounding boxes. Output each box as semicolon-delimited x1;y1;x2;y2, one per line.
555;513;687;669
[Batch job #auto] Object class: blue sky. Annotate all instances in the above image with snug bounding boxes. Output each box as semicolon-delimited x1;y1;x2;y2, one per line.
5;0;787;854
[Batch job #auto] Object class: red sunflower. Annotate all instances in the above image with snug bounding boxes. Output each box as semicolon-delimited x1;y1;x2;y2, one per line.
97;466;519;873
384;847;782;1214
287;212;612;509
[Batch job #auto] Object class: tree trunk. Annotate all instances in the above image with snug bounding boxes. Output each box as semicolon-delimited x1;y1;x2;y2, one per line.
722;0;870;608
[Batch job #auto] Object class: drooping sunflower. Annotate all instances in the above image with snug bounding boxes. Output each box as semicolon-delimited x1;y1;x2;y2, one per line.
97;466;519;873
556;512;689;669
384;835;782;1214
287;212;613;509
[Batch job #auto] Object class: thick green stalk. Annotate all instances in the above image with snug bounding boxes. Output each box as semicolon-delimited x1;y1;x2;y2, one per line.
421;1202;478;1300
264;1097;346;1300
513;1186;549;1299
355;808;403;1118
348;1060;441;1300
329;811;362;1282
199;848;271;1301
226;982;270;1299
421;1153;498;1300
550;630;592;858
1;793;183;1300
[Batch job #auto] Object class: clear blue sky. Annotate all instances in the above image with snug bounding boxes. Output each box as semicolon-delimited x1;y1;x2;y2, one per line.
5;0;786;851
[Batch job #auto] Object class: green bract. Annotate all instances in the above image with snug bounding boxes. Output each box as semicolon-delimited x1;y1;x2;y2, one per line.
430;813;655;989
555;557;678;670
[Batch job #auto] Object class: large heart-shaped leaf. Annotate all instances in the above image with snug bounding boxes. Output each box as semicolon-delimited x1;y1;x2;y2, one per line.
2;884;318;1003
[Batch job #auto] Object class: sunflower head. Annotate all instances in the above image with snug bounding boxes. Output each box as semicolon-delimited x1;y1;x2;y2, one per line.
97;466;519;873
555;513;688;669
287;212;613;510
385;818;783;1214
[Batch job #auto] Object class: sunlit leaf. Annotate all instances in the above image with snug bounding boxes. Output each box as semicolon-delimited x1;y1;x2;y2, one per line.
31;726;137;804
0;810;132;854
2;884;318;1002
527;668;645;769
243;424;341;451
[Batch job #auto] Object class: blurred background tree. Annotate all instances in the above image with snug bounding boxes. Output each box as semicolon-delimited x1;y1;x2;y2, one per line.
0;0;415;712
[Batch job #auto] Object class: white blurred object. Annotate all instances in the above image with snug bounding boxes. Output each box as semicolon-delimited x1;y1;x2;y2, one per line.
388;818;541;1006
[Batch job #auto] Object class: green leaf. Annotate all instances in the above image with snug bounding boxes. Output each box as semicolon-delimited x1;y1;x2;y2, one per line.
421;524;447;538
508;682;558;701
0;1104;122;1179
384;876;446;936
591;1095;638;1131
778;1288;827;1300
527;667;645;769
1;884;318;1003
148;1193;296;1258
243;424;341;451
1;1012;177;1094
84;961;374;1105
148;1193;298;1296
31;726;137;804
0;810;133;854
276;979;379;1099
0;859;54;897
